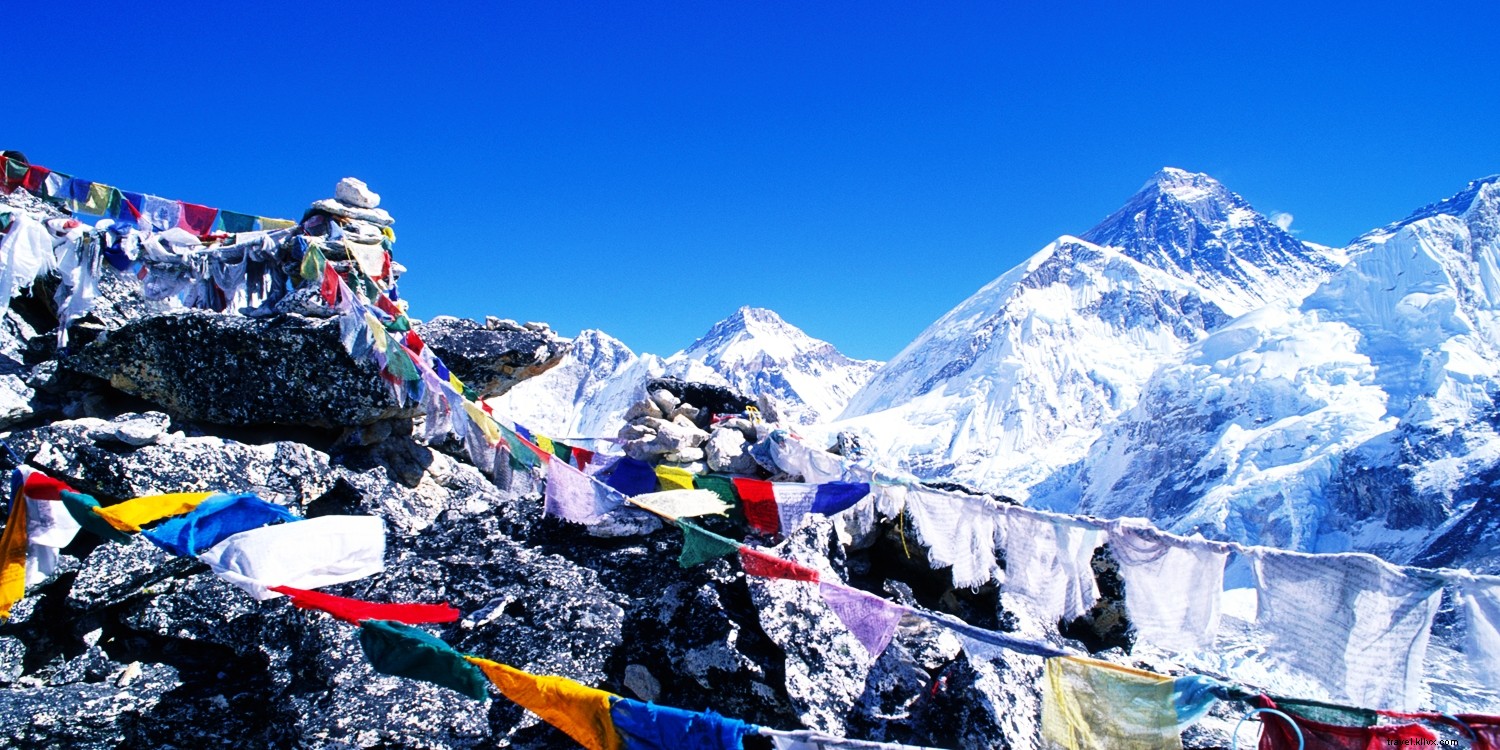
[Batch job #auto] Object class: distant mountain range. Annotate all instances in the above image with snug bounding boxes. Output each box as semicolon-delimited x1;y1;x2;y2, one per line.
492;168;1500;570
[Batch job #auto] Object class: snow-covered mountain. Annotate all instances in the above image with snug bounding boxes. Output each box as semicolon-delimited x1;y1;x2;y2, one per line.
829;168;1345;497
1048;175;1500;565
666;306;883;426
488;307;881;437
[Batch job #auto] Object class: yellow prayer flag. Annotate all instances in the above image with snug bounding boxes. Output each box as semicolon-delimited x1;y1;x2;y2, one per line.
464;657;623;750
90;492;215;533
0;496;29;619
260;217;296;230
448;373;465;391
1041;656;1182;750
364;313;388;351
380;225;396;243
654;466;696;492
462;402;501;446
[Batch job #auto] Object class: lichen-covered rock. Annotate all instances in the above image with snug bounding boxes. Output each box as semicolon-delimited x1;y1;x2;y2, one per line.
415;316;568;399
63;311;418;428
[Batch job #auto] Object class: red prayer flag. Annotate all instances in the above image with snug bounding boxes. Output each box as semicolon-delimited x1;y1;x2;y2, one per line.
739;547;819;583
23;472;73;501
21;166;49;192
405;331;425;355
1257;697;1438;750
178;202;219;236
376;295;401;318
320;264;342;306
270;585;461;625
571;447;594;470
732;478;780;534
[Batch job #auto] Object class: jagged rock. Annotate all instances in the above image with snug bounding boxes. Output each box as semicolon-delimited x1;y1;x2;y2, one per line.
649;388;680;415
415;316;568;399
0;662;181;749
63;311;418;428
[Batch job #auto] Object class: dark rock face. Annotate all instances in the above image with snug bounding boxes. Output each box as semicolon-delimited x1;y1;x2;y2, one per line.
415;316;568;399
63;311;416;428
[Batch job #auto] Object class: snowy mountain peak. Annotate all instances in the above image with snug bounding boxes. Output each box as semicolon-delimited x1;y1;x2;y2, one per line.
1082;166;1345;315
671;307;883;425
1375;174;1500;237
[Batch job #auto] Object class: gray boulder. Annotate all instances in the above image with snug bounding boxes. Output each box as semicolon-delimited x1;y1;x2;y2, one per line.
415;316;568;399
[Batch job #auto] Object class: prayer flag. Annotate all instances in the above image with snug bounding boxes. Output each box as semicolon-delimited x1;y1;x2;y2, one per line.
178;202;219;236
603;457;658;497
810;483;869;516
259;217;296;230
654;466;695;492
1042;656;1183;750
545;458;627;524
0;486;27;619
610;696;756;750
739;547;819;583
819;582;905;660
198;514;386;600
219;210;258;233
732;478;779;535
465;657;623;750
272;585;459;625
676;522;741;568
359;620;489;700
628;490;732;520
91;491;216;532
1253;696;1438;750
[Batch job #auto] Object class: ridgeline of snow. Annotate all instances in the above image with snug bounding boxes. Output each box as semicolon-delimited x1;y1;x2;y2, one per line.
827;169;1345;499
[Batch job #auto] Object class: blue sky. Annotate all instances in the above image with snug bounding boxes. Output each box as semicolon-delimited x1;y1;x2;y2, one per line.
12;2;1500;360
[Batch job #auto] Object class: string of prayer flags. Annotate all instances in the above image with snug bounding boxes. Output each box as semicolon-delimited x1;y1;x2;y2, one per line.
358;620;489;700
272;586;460;625
90;491;216;532
627;490;733;520
1251;696;1439;749
465;657;624;750
197;514;386;600
739;547;820;583
770;482;870;536
819;582;906;660
545;458;629;525
1041;656;1211;750
609;696;757;750
59;491;133;543
141;493;299;557
676;521;741;568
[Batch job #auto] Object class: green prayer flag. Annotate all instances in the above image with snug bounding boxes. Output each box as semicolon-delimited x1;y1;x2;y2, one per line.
694;475;744;524
358;620;489;700
550;439;572;463
300;243;327;282
60;491;135;544
385;315;411;333
384;339;421;381
677;521;741;568
219;210;258;233
83;182;113;216
500;425;541;470
3;157;26;183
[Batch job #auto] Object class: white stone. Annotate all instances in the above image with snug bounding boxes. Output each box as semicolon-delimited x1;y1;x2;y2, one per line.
335;177;380;209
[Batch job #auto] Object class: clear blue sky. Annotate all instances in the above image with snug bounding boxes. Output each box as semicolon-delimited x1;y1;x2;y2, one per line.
11;2;1499;360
